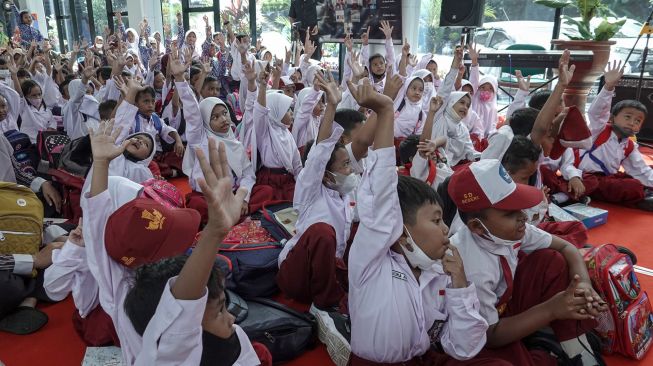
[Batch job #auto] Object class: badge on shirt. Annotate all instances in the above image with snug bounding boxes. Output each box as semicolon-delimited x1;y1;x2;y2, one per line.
392;270;407;282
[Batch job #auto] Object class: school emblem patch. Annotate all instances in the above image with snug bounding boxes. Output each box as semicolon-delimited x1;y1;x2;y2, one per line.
498;165;513;184
142;209;165;230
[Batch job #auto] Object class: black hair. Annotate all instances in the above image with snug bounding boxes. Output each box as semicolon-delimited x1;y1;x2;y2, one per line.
611;99;648;117
397;175;443;225
99;100;118;120
399;134;420;165
135;86;156;103
203;75;218;86
458;209;487;225
124;255;225;336
16;69;30;80
528;90;552;110
368;53;385;67
334;109;365;137
97;66;112;81
58;75;76;96
21;79;41;98
121;70;132;78
501;135;541;174
508;107;540;137
235;34;249;42
302;139;346;170
190;66;202;81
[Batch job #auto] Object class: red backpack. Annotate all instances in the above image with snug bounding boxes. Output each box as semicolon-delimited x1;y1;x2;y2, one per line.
573;125;634;174
582;244;653;359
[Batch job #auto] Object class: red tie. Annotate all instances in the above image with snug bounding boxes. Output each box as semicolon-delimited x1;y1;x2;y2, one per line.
495;255;514;316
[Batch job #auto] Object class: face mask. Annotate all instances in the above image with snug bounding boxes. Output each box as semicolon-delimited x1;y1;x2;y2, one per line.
479;90;494;102
523;199;549;226
445;106;462;124
326;171;359;195
424;82;434;96
474;219;521;246
200;330;241;366
401;225;439;270
27;97;42;108
611;123;636;138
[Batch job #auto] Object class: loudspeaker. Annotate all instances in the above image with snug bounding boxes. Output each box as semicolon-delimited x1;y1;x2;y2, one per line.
609;76;653;142
440;0;486;27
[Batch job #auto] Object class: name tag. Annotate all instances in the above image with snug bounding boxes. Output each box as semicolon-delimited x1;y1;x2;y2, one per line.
392;270;407;282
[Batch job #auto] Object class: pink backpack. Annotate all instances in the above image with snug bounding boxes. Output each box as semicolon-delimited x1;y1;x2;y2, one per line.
582;244;653;359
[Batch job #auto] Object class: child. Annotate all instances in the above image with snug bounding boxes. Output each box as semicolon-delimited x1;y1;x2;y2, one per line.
431;91;478;168
468;45;498;139
11;69;56;143
360;21;396;93
0;80;20;133
62;57;101;140
276;72;356;365
292;82;325;149
82;120;261;365
346;78;491;365
448;159;606;365
250;61;302;201
578;62;653;211
11;2;43;47
393;42;424;139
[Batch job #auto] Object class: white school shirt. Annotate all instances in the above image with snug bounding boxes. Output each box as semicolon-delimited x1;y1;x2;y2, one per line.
410;153;453;191
19;99;57;144
238;85;259;170
279;125;352;263
345;142;365;223
393;75;425;138
462;110;484;138
292;88;323;148
114;101;177;152
44;239;100;318
360;39;396;93
469;66;498;138
0;82;20;133
63;79;100;140
542;148;583;181
580;87;653;187
348;147;487;363
450;224;552;326
252;102;303;176
180;82;256;201
32;70;63;108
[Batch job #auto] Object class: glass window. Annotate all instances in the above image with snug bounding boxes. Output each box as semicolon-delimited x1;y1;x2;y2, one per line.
111;0;128;12
43;0;61;51
189;0;213;8
74;0;92;43
161;0;183;31
256;0;291;60
92;0;109;37
187;12;214;48
221;0;251;35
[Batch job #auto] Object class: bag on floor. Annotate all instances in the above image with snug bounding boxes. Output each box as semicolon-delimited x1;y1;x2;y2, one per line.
0;182;43;255
48;168;84;224
238;297;317;362
37;131;71;173
4;129;38;175
58;135;93;177
582;243;653;359
256;201;296;242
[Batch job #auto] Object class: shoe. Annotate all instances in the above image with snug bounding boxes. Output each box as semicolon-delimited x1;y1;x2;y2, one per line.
636;196;653;212
310;304;351;366
0;306;48;335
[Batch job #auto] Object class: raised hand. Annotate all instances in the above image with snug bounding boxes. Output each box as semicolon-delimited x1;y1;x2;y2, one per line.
344;33;353;52
149;52;160;69
408;54;418;68
467;43;480;65
347;78;393;111
379;20;394;40
89;119;130;163
81;64;96;82
168;50;187;78
603;59;624;91
361;26;370;46
257;67;270;86
114;12;123;24
176;12;182;24
515;70;531;92
196;139;248;234
68;217;84;246
315;68;342;105
271;59;283;79
401;39;410;58
383;66;403;99
429;96;444;113
113;75;129;96
310;26;318;36
72;41;80;54
243;59;257;82
452;45;464;68
163;23;171;35
284;46;291;63
348;50;366;81
203;14;210;27
557;49;575;88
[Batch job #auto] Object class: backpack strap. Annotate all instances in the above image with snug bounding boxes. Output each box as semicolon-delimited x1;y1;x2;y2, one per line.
134;113;163;135
578;125;616;175
624;138;635;158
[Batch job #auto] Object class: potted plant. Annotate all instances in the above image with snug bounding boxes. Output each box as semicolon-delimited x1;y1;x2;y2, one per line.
534;0;626;110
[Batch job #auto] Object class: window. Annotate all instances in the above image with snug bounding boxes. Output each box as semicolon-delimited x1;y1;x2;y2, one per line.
188;11;214;48
221;0;252;35
256;0;291;60
91;0;109;37
190;0;214;8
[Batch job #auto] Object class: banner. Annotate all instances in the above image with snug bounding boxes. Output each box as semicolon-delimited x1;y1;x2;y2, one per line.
317;0;402;44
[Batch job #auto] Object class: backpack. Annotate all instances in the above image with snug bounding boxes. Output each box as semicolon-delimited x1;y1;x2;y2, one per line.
36;130;71;174
255;201;296;242
4;130;38;175
0;182;43;256
57;135;93;177
582;244;653;359
238;297;317;362
48;169;84;225
573;125;635;175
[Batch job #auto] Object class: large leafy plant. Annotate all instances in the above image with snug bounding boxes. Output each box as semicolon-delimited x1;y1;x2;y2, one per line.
534;0;626;41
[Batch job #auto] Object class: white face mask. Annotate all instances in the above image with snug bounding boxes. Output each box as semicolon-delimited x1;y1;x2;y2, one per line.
401;225;439;270
326;171;359;196
27;97;42;108
424;81;434;96
474;219;521;246
523;200;549;226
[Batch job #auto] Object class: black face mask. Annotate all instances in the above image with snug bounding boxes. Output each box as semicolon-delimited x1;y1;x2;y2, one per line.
611;123;635;138
200;330;241;366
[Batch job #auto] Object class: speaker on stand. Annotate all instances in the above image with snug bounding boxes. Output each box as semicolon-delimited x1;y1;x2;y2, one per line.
439;0;486;28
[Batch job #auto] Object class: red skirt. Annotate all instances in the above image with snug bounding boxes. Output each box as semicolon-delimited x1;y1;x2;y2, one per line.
153;151;184;178
72;306;120;347
255;167;296;201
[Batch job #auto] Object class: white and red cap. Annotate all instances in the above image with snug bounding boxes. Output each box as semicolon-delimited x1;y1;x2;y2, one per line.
549;105;592;159
279;76;304;91
448;159;543;213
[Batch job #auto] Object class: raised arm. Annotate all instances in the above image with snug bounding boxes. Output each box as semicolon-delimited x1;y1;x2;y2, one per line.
588;60;623;134
380;21;396;73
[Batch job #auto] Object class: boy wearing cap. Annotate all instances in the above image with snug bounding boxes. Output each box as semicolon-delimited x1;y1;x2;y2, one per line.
448;159;607;365
346;79;493;365
82;117;260;365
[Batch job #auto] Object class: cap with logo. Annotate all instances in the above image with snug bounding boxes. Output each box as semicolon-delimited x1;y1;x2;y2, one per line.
279;76;304;91
448;159;544;213
105;198;200;268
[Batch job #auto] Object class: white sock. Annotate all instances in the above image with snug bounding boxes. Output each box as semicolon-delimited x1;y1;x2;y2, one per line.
552;192;570;204
560;335;598;365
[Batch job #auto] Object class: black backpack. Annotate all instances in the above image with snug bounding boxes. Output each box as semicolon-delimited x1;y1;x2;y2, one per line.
58;135;93;177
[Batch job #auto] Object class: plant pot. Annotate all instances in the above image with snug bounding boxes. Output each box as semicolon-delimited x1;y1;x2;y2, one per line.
551;40;615;112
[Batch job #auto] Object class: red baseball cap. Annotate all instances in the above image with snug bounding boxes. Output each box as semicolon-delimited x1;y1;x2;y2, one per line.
105;198;200;268
448;159;544;213
549;106;592;160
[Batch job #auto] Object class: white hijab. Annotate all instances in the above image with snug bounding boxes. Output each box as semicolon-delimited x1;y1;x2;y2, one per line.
472;75;499;136
125;28;140;56
292;87;323;145
394;75;425;137
432;91;473;166
182;97;247;178
181;30;200;61
266;92;295;172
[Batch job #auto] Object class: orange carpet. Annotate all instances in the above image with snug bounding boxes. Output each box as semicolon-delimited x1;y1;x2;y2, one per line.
1;150;652;366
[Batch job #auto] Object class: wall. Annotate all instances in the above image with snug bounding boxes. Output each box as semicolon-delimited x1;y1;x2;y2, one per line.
128;0;163;37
